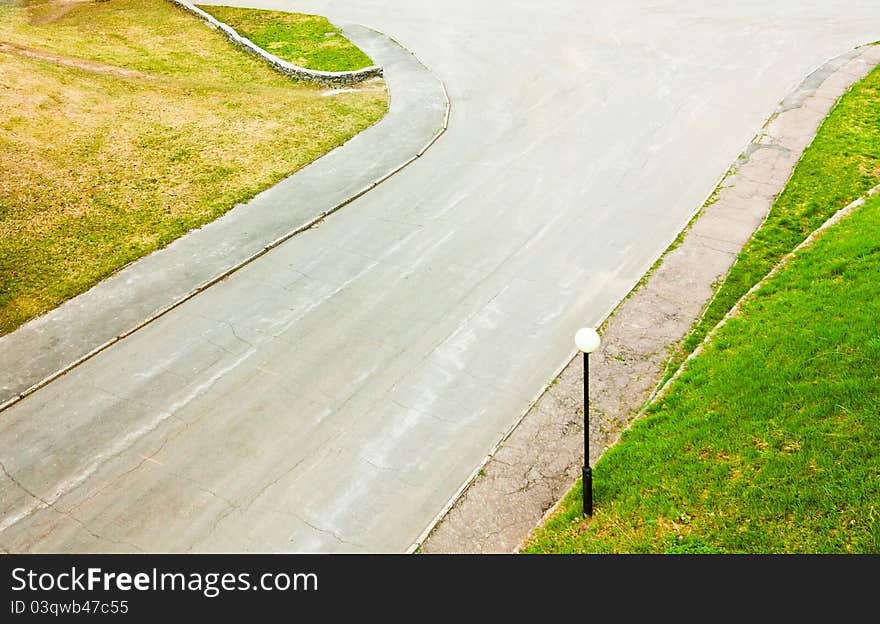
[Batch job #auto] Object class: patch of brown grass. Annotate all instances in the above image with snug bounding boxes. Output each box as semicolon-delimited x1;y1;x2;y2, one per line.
0;0;388;333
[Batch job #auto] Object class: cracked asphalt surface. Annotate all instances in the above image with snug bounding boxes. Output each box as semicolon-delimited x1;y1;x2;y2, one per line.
418;45;880;553
3;1;880;552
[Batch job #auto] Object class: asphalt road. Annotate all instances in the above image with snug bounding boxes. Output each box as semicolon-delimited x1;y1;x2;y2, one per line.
3;1;880;552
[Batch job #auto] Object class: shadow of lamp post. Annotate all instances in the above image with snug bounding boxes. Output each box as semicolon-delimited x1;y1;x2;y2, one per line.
575;327;600;517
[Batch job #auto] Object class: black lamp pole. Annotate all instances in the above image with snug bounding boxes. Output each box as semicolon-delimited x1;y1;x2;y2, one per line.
582;350;592;517
575;327;600;518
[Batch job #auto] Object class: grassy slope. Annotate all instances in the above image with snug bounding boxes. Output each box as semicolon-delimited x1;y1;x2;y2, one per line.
0;0;387;334
524;195;880;554
196;5;374;71
678;63;880;362
523;64;880;555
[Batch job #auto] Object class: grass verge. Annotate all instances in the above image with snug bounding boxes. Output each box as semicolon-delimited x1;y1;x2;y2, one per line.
522;60;880;555
196;5;374;71
0;0;387;334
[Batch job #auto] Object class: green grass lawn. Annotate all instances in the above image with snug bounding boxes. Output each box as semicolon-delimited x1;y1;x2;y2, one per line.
523;63;880;555
0;0;387;335
196;5;374;71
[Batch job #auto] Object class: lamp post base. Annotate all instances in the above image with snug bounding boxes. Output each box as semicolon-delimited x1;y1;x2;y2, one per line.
583;465;593;517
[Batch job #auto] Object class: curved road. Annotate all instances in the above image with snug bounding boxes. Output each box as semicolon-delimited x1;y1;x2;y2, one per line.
3;1;880;552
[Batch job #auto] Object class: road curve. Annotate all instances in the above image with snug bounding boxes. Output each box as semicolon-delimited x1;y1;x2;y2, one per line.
0;23;446;405
3;1;880;552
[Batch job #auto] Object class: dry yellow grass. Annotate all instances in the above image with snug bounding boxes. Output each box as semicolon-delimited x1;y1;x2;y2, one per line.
0;0;388;333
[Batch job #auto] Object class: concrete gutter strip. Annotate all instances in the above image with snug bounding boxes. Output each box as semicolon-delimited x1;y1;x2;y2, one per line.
0;24;449;412
168;0;382;86
417;44;880;554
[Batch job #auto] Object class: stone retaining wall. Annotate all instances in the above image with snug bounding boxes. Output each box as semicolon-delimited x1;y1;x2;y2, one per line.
170;0;383;86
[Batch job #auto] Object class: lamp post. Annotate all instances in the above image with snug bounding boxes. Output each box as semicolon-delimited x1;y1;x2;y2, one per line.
575;327;600;517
